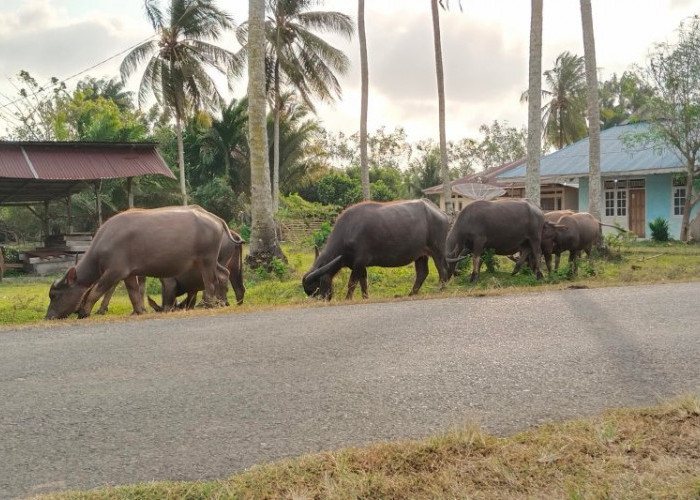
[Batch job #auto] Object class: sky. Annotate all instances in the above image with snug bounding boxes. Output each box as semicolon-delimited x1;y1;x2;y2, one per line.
0;0;698;143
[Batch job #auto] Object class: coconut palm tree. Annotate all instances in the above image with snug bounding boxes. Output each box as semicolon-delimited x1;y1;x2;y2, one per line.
541;51;588;150
525;0;543;206
247;0;286;268
358;0;370;201
237;0;353;212
120;0;240;205
431;0;453;217
580;0;602;222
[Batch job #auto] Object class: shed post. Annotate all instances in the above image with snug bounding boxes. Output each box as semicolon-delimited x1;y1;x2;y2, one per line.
94;181;103;227
127;177;134;208
66;193;73;234
42;200;50;240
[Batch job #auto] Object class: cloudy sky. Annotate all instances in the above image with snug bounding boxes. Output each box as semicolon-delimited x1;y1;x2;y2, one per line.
0;0;698;142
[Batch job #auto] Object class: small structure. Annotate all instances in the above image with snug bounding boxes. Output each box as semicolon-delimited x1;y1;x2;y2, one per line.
495;122;697;239
0;141;175;274
423;157;579;212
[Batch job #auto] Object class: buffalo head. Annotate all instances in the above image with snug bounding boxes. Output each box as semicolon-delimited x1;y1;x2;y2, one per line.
46;267;90;319
302;255;342;300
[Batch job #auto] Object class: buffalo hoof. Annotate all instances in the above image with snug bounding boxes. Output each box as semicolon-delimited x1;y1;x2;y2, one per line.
95;308;108;315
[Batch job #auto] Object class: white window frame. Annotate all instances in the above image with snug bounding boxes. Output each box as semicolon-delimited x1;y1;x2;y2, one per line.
604;180;627;217
672;181;686;217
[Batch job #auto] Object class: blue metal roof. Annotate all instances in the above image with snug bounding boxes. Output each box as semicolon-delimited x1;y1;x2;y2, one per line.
497;122;683;180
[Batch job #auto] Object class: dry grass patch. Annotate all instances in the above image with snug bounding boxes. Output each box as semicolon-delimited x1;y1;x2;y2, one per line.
39;397;700;499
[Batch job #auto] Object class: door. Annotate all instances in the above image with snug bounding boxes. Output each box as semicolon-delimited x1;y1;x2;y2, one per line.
629;188;646;237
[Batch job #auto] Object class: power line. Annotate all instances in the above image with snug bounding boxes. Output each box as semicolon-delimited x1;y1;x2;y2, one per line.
0;34;156;112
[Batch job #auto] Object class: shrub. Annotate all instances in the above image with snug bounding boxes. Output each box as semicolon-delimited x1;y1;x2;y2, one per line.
311;221;333;249
649;217;670;242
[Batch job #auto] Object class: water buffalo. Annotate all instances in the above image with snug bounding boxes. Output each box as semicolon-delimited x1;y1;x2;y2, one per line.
148;229;245;311
302;199;450;300
542;211;626;273
446;199;546;282
46;205;234;319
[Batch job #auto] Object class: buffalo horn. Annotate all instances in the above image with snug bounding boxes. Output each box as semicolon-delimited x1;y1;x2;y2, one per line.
445;253;470;264
303;255;343;283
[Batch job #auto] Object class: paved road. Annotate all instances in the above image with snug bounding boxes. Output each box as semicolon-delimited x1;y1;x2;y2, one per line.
1;283;699;498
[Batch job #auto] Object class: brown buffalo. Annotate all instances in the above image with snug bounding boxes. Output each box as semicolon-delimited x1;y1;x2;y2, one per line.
446;199;547;282
302;199;450;300
46;205;233;319
542;211;625;274
148;229;245;311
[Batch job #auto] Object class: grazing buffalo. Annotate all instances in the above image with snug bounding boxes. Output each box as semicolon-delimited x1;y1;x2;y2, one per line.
446;199;546;282
148;229;245;311
542;211;626;273
302;199;450;300
46;205;233;319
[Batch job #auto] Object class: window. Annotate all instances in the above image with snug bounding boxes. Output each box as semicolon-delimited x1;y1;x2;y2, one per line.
604;180;627;217
674;186;686;216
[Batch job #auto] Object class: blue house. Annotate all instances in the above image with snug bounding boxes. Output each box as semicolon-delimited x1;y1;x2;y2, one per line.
496;122;697;239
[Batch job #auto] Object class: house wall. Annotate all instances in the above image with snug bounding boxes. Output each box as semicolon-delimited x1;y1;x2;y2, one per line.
577;174;698;240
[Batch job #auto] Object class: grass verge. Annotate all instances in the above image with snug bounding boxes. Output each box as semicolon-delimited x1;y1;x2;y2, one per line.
35;396;700;499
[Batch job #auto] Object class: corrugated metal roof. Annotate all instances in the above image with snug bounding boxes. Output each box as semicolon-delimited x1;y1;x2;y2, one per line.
497;122;683;180
0;141;175;204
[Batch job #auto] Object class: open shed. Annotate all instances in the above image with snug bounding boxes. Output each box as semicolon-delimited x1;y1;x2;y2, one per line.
0;141;175;275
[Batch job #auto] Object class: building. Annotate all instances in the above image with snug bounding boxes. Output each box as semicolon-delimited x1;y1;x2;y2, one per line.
496;122;696;239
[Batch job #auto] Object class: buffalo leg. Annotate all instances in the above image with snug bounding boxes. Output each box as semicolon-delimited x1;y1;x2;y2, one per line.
124;275;146;315
470;254;482;283
410;256;429;295
346;267;368;300
554;252;562;271
198;260;219;308
215;262;230;306
95;283;119;315
77;271;122;318
569;250;580;275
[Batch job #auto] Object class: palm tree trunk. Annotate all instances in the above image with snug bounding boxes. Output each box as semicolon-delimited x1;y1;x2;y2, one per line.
430;0;453;217
247;0;285;267
526;0;543;206
175;112;188;205
580;0;602;222
273;57;281;213
359;0;370;201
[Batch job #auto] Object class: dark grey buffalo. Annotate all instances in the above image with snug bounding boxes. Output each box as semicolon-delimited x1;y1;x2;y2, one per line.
148;229;246;311
302;199;450;300
46;205;233;319
446;199;546;282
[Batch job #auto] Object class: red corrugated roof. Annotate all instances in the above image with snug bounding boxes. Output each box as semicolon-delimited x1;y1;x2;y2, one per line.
0;142;175;180
0;141;175;205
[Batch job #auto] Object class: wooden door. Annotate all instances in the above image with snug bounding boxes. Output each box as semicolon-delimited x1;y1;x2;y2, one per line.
629;188;646;237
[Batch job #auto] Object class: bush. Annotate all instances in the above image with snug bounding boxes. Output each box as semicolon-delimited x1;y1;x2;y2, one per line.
311;221;333;249
649;217;670;242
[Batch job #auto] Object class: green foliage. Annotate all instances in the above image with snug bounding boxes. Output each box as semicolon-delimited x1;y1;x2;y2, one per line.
240;224;251;242
192;177;241;223
482;248;500;273
604;225;638;255
370;180;396;201
315;171;362;208
278;194;340;221
311;221;333;248
649;217;671;242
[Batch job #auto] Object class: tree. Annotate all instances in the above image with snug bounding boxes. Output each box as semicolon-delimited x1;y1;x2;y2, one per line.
358;0;370;200
237;0;353;212
247;0;286;267
599;71;654;129
475;120;527;170
633;16;700;241
580;0;602;222
524;51;587;150
120;0;239;205
431;0;453;217
526;0;543;206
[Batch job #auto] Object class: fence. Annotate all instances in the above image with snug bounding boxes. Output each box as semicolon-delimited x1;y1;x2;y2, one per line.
278;218;327;245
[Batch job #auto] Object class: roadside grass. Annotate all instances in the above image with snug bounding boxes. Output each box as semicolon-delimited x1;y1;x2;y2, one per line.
2;241;700;328
36;396;700;499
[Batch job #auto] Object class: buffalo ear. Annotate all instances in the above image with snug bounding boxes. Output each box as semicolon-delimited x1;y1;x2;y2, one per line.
65;267;77;285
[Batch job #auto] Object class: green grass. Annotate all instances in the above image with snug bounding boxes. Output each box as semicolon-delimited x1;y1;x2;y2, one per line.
2;241;700;327
35;396;700;499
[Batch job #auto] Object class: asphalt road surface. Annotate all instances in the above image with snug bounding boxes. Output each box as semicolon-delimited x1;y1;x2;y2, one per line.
2;282;699;498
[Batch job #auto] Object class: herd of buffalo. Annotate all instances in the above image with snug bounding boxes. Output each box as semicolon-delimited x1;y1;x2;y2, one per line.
45;199;618;319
